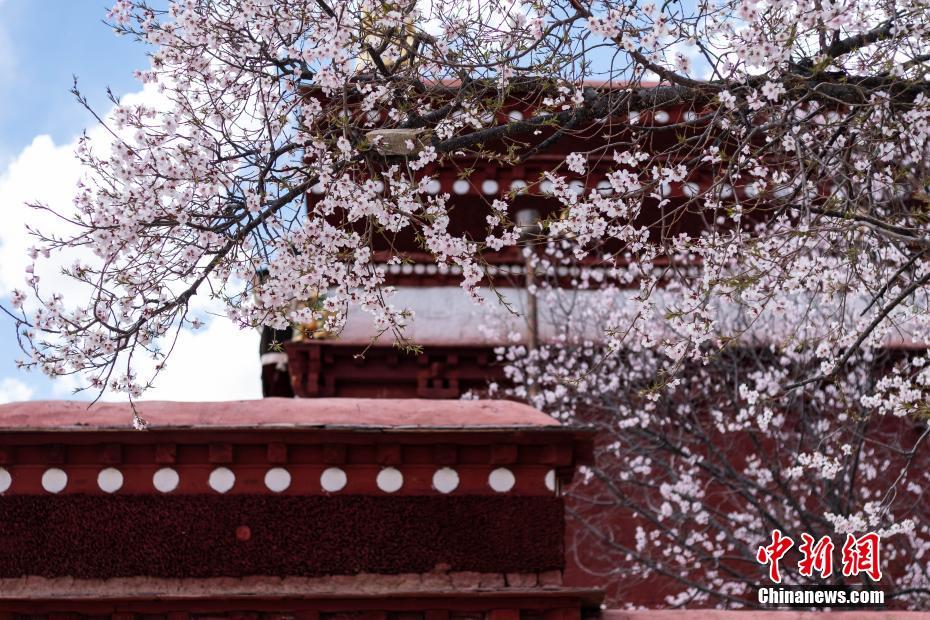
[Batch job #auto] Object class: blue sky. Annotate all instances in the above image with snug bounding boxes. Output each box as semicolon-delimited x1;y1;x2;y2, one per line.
0;0;261;402
0;1;146;166
0;1;681;405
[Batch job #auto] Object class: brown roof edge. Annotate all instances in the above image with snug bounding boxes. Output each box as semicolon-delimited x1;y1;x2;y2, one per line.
0;398;562;431
603;612;921;619
0;575;604;606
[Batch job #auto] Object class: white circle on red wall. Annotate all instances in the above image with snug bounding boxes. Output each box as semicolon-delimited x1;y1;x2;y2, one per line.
0;467;10;494
376;467;403;493
320;467;347;492
432;467;459;494
264;467;291;493
682;182;700;197
153;468;179;493
425;179;441;195
208;467;235;493
97;467;124;493
488;467;515;493
42;468;68;494
545;469;557;493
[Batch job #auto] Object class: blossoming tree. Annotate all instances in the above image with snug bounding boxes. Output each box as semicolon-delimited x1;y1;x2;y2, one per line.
490;255;930;606
4;0;930;604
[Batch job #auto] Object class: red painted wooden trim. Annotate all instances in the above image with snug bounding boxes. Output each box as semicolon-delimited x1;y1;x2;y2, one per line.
0;463;557;496
0;590;604;614
0;495;565;579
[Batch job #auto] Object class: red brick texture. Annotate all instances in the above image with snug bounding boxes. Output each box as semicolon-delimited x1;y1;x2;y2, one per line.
0;495;564;579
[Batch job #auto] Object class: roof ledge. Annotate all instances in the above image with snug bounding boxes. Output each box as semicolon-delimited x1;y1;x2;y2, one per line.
0;398;561;432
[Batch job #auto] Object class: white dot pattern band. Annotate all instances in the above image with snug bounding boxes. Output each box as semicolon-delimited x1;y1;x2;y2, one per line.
264;467;291;493
42;468;68;494
97;467;124;493
320;467;347;492
376;467;403;493
488;467;515;493
153;467;179;493
11;465;548;494
545;469;556;493
208;467;235;493
432;467;459;494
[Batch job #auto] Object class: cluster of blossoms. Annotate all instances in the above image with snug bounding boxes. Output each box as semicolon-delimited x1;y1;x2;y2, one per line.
4;0;930;605
480;239;930;606
7;0;929;396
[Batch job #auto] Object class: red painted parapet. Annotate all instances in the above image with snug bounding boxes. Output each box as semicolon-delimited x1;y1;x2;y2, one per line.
0;399;588;497
285;342;504;399
0;398;599;618
603;613;923;620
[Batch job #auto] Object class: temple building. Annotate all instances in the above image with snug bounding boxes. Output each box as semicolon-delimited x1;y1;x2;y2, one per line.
254;89;929;607
0;398;600;616
0;399;914;619
1;90;922;616
279;94;704;400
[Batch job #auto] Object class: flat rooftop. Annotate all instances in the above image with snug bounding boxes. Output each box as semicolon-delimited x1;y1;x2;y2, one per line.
0;398;561;431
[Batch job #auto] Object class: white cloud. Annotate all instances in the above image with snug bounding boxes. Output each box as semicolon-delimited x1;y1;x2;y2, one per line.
38;307;263;403
0;84;168;300
0;133;83;297
137;316;262;401
0;377;33;404
0;86;262;402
